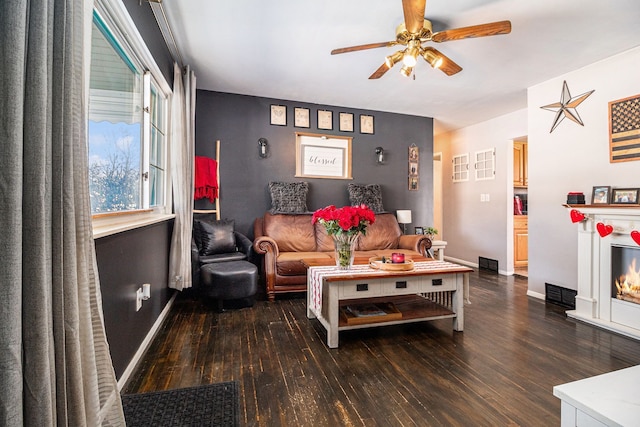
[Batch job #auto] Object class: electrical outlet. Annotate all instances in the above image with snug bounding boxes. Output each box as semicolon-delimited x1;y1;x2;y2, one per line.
136;288;143;311
142;283;151;299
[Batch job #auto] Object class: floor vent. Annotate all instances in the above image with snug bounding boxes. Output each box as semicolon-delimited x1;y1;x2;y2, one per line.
545;283;577;309
478;257;499;273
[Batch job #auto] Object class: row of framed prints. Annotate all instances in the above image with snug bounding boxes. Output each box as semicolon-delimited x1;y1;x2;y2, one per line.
592;186;639;205
270;104;374;134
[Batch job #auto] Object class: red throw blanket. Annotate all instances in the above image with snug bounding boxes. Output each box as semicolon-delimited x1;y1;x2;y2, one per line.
194;156;218;202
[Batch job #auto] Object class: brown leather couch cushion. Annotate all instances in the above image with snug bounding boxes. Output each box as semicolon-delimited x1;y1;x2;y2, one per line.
314;223;335;252
356;213;400;251
263;212;316;252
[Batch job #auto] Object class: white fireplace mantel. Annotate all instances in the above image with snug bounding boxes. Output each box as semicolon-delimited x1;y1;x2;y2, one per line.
566;205;640;340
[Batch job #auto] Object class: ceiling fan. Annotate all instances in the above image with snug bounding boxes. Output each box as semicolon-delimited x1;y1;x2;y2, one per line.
331;0;511;79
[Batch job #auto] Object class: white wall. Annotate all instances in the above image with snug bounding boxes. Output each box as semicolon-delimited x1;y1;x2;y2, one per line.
435;109;527;274
527;46;640;296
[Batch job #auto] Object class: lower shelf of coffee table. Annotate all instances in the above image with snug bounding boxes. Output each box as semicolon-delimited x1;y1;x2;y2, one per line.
337;294;455;328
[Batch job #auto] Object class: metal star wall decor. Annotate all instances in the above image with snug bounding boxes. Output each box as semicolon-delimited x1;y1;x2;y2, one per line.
540;80;595;133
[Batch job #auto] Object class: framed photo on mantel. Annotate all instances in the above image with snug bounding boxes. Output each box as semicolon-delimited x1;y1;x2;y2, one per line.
591;186;610;204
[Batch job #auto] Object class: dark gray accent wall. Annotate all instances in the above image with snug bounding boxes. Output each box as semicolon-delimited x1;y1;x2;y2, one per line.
96;220;174;379
194;91;435;237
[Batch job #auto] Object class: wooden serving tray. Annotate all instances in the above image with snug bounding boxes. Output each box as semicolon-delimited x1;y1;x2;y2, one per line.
368;257;415;271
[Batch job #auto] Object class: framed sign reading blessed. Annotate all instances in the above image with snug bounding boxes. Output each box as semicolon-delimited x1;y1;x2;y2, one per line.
295;132;353;180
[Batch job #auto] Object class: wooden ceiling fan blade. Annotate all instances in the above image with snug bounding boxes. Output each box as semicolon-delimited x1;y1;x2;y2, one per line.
331;41;397;55
402;0;427;34
431;20;511;43
422;47;462;76
436;54;462;76
369;63;392;79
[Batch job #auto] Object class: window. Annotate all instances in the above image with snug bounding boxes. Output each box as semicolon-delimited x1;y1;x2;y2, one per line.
88;7;169;216
474;148;495;181
452;153;469;182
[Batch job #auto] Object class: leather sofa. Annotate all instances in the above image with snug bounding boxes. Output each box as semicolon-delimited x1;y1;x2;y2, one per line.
253;212;432;301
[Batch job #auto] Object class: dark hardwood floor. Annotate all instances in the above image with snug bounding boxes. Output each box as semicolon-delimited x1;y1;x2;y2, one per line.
124;270;640;426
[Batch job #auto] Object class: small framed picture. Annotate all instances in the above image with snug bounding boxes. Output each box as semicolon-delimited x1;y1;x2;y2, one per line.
409;176;419;191
409;161;419;176
591;186;611;204
339;112;354;132
294;107;310;128
414;226;424;235
318;110;333;130
360;114;374;134
409;145;419;161
270;105;287;126
611;188;639;204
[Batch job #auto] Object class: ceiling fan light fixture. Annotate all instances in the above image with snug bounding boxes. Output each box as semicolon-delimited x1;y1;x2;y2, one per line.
422;49;443;69
400;64;413;77
384;51;404;68
402;41;420;67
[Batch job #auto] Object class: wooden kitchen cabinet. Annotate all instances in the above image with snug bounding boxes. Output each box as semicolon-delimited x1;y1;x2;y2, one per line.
513;142;528;188
514;216;528;266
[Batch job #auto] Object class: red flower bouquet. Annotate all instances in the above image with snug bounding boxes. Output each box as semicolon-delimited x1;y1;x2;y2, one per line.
312;204;376;237
312;205;376;269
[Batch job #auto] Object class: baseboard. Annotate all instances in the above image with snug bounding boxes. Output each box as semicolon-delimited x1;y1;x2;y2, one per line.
117;292;177;391
527;289;545;300
445;256;515;276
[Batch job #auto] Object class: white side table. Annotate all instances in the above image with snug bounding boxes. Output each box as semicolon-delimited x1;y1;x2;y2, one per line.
430;240;447;261
553;365;640;426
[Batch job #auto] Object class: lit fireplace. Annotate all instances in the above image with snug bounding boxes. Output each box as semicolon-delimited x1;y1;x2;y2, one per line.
569;206;640;340
611;246;640;305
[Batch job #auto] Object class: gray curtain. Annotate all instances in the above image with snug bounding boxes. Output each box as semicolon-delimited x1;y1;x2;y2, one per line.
0;0;125;425
168;63;196;290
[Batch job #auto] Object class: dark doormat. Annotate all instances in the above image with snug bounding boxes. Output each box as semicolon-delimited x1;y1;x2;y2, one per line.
122;381;239;427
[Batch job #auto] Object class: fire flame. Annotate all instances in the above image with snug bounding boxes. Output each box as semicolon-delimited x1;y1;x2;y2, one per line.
615;258;640;303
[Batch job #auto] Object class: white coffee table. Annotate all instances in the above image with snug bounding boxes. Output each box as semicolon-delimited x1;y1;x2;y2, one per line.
306;260;472;348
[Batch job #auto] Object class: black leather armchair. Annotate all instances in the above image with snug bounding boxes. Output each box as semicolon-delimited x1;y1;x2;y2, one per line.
191;216;254;288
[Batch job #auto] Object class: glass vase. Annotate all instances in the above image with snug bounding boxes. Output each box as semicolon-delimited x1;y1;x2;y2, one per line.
333;233;358;270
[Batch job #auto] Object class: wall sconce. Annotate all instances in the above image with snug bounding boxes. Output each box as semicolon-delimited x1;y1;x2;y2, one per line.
258;138;269;158
396;210;412;234
375;147;385;164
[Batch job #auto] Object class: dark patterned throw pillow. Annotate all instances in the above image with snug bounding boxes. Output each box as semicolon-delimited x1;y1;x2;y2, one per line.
347;183;385;213
269;182;309;214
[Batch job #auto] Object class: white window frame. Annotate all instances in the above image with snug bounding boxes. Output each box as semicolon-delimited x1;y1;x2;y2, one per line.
474;148;496;181
90;0;173;238
452;153;469;183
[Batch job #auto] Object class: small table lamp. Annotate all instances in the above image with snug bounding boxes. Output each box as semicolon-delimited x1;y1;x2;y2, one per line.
396;210;412;234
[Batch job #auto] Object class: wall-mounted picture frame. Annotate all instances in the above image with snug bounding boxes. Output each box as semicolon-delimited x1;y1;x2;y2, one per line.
611;188;639;204
591;186;611;204
414;226;424;235
339;112;354;132
409;145;419;161
409;161;418;176
317;110;333;130
270;104;287;126
609;94;640;163
294;107;310;128
295;132;353;180
409;176;419;191
360;114;374;134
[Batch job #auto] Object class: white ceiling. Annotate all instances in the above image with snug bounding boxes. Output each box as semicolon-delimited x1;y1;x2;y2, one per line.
161;0;640;134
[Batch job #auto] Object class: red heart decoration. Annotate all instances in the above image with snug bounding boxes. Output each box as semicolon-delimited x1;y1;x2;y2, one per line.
570;209;586;223
596;222;613;237
631;230;640;246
